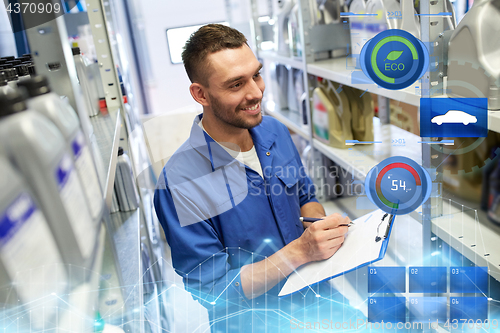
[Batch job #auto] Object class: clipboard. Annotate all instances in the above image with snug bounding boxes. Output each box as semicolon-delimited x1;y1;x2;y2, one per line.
279;209;396;297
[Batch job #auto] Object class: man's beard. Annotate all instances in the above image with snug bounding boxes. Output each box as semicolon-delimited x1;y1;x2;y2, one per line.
208;92;263;130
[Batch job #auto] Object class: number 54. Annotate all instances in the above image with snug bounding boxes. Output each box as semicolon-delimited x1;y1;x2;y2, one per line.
391;180;406;191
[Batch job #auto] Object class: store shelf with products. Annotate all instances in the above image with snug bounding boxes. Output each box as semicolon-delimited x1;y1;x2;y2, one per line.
258;50;304;70
307;57;421;107
263;100;310;140
313;117;422;181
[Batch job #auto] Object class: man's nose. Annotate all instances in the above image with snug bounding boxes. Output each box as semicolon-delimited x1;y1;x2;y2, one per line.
245;78;263;101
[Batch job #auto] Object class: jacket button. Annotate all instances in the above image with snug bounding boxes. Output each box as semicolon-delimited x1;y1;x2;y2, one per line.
235;282;240;287
266;152;270;156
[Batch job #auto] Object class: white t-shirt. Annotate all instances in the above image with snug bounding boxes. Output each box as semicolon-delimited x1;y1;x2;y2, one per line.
199;120;264;178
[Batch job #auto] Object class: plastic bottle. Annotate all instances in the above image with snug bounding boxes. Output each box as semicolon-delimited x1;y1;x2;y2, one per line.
28;64;36;76
312;78;353;148
274;0;294;56
18;76;103;224
274;64;289;110
287;66;299;113
293;69;305;119
114;147;139;212
349;0;368;67
487;158;500;225
447;0;500;110
400;0;420;38
0;72;14;94
3;67;19;89
0;154;68;330
343;86;375;142
365;0;395;39
364;0;385;40
288;3;302;58
316;0;342;25
73;47;99;116
14;64;31;81
0;91;96;277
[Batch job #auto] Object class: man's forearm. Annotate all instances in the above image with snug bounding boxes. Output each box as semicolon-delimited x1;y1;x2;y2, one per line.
240;239;307;299
240;203;343;300
300;201;326;228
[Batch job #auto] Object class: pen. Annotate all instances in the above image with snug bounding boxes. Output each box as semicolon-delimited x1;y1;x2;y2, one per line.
299;217;355;227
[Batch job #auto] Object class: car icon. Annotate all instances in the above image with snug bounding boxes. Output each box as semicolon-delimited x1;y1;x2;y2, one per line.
431;110;478;126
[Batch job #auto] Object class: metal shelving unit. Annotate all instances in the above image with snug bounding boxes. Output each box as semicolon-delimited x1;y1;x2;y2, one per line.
14;0;168;331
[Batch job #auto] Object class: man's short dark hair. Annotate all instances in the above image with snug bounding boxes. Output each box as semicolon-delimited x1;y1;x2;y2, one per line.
182;24;248;86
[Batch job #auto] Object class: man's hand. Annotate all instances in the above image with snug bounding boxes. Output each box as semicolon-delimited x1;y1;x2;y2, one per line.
239;212;350;299
292;213;351;263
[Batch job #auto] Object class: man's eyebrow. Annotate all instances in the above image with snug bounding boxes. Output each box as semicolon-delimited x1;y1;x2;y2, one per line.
223;63;263;86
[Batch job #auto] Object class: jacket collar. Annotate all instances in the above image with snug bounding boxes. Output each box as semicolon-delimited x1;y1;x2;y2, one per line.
189;113;277;170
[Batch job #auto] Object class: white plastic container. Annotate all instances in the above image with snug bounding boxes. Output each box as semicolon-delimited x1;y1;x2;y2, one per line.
73;47;99;116
18;76;103;224
273;64;289;110
0;154;68;330
14;64;31;81
365;0;395;39
400;0;420;38
349;0;368;67
273;0;294;56
0;75;14;94
4;68;18;89
114;147;139;211
447;0;500;110
288;3;302;58
0;91;96;278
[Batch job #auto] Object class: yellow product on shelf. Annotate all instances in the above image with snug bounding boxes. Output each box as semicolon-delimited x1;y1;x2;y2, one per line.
312;79;353;148
343;86;374;142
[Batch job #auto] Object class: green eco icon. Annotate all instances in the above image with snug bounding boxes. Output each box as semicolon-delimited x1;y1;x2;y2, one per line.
384;50;404;61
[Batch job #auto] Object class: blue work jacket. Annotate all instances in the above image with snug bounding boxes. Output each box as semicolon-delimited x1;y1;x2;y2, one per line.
153;114;319;314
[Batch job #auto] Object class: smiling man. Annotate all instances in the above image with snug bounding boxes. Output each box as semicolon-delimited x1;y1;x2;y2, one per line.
154;24;352;332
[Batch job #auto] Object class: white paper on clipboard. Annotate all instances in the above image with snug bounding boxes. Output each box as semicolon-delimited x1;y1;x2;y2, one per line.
279;209;395;296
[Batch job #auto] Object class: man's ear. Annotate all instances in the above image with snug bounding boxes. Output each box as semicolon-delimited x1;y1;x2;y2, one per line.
189;83;209;107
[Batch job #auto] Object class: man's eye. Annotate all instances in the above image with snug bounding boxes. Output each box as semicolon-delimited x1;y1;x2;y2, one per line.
253;72;261;78
231;82;242;88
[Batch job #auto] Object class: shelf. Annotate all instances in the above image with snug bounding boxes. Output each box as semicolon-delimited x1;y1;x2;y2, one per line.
307;57;421;107
432;200;500;282
259;50;304;70
263;101;310;140
313;117;422;181
90;108;122;208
